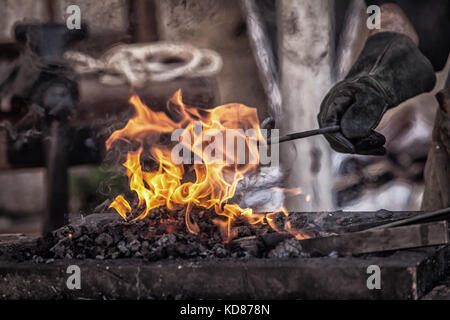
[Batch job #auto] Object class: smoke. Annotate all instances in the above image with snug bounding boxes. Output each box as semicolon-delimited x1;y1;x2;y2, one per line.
233;166;284;212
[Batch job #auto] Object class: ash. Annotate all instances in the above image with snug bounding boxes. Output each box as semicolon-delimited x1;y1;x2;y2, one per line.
268;238;309;259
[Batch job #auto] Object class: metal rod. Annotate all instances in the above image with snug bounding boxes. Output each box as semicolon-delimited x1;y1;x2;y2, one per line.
44;121;69;234
367;206;450;230
269;125;340;144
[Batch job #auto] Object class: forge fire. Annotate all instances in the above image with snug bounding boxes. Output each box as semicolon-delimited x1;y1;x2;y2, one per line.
106;90;306;242
0;0;449;306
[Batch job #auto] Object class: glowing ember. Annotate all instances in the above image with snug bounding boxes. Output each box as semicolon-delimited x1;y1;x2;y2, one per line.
106;90;310;242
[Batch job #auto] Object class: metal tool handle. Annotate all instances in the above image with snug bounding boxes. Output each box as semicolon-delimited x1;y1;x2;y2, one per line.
269;126;340;144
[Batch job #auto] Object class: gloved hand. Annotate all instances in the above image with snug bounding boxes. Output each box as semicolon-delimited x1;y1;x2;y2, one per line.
318;32;436;155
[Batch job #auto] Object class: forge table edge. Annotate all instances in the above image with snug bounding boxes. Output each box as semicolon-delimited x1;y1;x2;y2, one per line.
0;245;447;300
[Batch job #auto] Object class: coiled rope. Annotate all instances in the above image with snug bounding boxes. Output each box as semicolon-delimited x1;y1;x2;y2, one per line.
64;42;223;87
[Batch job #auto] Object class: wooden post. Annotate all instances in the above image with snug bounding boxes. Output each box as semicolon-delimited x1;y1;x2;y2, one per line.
129;0;159;43
277;0;335;211
299;221;449;256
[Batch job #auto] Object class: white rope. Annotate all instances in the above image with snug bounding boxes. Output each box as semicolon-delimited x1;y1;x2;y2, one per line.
64;42;223;87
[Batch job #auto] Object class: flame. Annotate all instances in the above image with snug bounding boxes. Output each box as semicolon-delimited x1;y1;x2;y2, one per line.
106;90;310;242
285;221;313;240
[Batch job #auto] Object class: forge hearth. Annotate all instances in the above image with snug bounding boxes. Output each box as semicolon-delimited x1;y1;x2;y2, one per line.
1;210;449;299
0;247;447;300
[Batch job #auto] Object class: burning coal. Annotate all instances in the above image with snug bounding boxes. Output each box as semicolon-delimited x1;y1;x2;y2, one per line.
106;90;309;242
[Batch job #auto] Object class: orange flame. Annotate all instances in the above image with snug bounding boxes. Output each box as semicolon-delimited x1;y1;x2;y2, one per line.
106;90;310;242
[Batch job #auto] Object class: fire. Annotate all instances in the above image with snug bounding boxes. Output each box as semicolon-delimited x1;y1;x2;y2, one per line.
106;90;310;242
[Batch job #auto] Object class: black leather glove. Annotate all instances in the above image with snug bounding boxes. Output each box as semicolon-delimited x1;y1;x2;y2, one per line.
318;32;436;155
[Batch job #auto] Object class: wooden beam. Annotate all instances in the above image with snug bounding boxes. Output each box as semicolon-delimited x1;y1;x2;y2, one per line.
299;221;449;256
277;0;334;211
0;233;28;244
